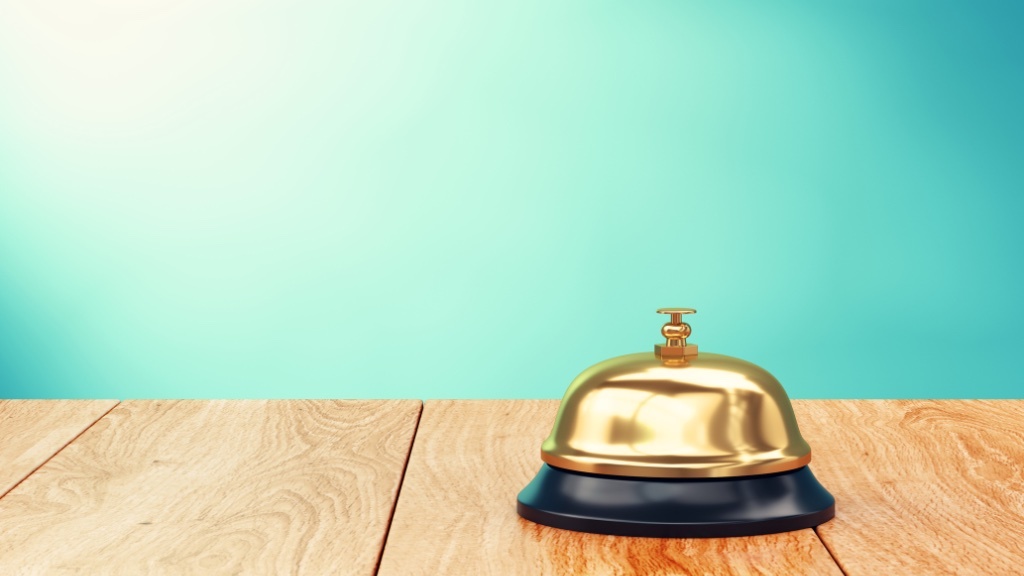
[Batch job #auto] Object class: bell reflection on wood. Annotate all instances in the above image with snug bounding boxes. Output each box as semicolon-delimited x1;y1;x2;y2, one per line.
517;308;835;537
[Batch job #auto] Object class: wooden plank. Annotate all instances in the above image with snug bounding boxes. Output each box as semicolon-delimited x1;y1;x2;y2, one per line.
378;400;842;576
795;400;1024;575
0;399;118;497
0;400;421;575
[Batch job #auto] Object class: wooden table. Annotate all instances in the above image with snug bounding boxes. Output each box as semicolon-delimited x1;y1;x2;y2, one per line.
0;400;1020;575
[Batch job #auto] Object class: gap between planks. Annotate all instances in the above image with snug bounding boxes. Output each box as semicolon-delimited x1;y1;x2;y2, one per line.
374;401;424;575
0;400;121;501
813;526;847;576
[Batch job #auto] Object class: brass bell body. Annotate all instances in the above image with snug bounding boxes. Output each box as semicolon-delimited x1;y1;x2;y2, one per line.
542;351;812;479
517;308;835;538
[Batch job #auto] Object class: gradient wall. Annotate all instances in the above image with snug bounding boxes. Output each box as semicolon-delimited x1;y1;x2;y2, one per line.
0;1;1021;399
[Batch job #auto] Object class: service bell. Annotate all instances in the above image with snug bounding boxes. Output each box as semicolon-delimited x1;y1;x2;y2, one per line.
517;308;835;537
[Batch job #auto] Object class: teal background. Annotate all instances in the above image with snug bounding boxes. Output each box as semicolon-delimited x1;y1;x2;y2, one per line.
0;1;1021;399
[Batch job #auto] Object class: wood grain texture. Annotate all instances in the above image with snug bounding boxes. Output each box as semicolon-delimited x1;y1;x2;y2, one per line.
378;400;842;576
0;400;421;575
0;399;118;497
795;400;1024;576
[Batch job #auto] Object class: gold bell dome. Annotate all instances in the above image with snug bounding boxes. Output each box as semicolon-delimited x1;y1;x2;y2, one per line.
541;308;811;479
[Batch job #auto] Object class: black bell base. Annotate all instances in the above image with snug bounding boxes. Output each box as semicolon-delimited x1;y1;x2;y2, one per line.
517;464;835;538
